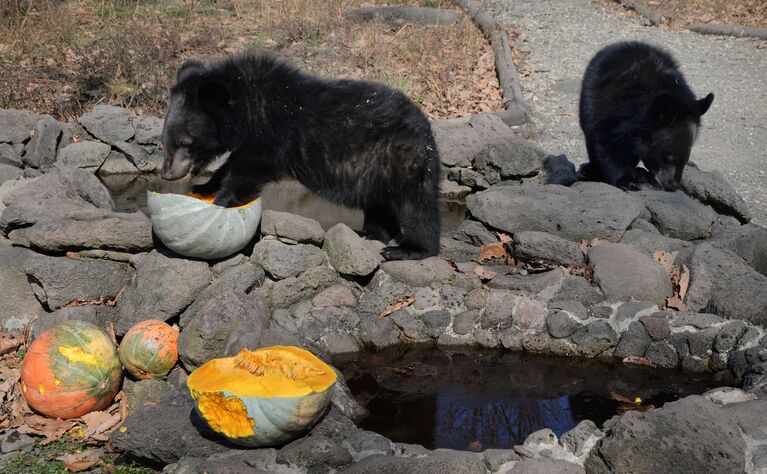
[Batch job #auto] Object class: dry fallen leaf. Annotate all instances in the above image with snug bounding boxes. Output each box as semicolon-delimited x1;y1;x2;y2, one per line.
473;265;497;281
622;356;653;367
17;414;75;444
379;295;415;319
653;250;678;275
580;237;612;254
57;448;104;472
478;242;507;262
0;335;22;356
678;264;690;300
80;410;121;442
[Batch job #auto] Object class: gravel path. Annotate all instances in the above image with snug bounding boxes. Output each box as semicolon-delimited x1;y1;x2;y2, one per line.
487;0;767;225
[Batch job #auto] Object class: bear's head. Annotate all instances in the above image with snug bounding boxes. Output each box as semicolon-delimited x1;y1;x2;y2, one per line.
161;60;234;181
643;92;714;191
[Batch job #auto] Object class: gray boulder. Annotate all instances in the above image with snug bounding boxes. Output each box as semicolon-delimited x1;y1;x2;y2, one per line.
344;451;486;474
0;108;44;144
113;140;156;172
467;183;645;241
588;243;672;306
431;114;518;168
23;116;63;168
24;254;131;310
686;243;767;325
125;379;172;415
115;251;211;335
324;223;383;277
620;228;694;264
179;261;263;327
0;262;45;330
447;168;490;189
56;141;111;171
571;320;618;356
585;395;746;473
682;162;751;223
98;150;139;175
381;256;455;287
30;305;115;338
454;220;497;246
270;265;339;308
251;239;326;280
0;143;22;167
635;190;717;240
510;458;585;474
109;388;229;464
77;105;134;144
513;231;584;267
709;223;767;276
473;140;544;184
8;213;152;252
0;166;114;232
133;116;163;145
178;290;270;370
260;210;325;244
0;164;21;186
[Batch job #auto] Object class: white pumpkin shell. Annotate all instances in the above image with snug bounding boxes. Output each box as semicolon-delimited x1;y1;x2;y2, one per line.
147;191;262;259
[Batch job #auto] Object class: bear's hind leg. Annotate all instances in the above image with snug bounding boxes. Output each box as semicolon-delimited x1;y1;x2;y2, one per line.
361;205;399;243
382;195;440;261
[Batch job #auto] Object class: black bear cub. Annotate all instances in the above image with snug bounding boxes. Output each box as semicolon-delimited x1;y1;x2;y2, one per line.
578;41;714;191
161;52;441;261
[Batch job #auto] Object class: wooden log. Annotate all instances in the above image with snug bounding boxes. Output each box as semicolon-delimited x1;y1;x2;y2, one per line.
449;0;529;125
689;23;767;40
617;0;662;26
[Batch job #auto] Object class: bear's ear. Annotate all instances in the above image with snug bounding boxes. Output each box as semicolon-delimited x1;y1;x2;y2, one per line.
197;80;230;111
696;93;714;116
648;93;684;130
177;60;204;82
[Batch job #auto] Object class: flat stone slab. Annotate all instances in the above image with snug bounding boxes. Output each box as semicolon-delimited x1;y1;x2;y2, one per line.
589;243;672;306
467;182;646;241
686;243;767;326
586;396;746;473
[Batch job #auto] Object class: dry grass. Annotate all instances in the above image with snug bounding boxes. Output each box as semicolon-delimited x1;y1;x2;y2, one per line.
0;0;502;121
607;0;767;29
651;0;767;29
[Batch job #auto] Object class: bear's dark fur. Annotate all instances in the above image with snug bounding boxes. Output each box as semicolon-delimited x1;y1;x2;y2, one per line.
578;41;714;191
161;52;441;261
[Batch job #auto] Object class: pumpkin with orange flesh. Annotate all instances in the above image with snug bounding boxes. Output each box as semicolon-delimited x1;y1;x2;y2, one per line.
21;320;123;419
118;320;178;380
187;346;337;447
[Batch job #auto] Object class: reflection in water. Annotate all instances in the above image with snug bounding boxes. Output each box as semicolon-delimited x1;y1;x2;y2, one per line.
100;174;467;235
338;347;732;451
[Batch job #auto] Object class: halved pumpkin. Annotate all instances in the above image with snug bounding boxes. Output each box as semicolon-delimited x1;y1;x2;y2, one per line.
147;191;261;260
187;346;337;447
118;320;178;380
21;320;123;419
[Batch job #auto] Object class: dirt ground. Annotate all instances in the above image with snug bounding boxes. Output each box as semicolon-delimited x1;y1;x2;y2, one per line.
615;0;767;29
0;0;503;122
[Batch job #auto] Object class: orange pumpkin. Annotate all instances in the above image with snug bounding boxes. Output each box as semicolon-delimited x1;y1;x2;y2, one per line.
118;320;178;380
21;320;123;419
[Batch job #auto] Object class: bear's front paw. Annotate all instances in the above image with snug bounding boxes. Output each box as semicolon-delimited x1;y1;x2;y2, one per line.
192;182;219;196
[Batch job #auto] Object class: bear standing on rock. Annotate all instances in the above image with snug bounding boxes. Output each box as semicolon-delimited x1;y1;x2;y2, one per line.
579;41;714;191
160;52;441;261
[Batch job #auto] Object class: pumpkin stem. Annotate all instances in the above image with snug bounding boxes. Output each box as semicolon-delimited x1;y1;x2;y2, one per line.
234;349;325;380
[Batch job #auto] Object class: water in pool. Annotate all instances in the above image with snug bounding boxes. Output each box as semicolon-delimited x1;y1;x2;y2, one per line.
336;347;732;451
100;174;467;235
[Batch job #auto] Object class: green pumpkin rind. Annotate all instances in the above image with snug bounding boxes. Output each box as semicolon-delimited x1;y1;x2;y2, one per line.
21;320;123;419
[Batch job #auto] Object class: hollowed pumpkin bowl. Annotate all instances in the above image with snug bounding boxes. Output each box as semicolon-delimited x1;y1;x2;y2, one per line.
147;191;261;259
